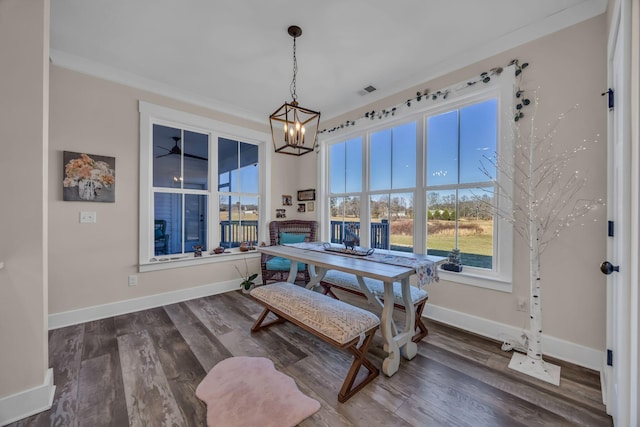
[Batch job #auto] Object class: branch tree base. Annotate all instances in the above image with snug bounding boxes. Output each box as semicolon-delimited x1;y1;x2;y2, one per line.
508;352;561;386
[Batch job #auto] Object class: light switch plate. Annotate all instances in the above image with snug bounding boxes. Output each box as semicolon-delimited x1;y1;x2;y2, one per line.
80;211;97;223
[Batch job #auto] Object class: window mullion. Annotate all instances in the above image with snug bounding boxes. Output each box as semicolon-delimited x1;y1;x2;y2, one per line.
456;111;461;249
361;132;371;246
414;116;426;253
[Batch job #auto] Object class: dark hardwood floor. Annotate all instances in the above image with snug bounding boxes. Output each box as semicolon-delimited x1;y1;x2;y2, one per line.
11;289;613;426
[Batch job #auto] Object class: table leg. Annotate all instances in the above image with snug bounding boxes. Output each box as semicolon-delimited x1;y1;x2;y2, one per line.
381;280;400;376
356;276;397;337
380;278;417;376
306;265;328;290
399;278;417;360
286;260;298;283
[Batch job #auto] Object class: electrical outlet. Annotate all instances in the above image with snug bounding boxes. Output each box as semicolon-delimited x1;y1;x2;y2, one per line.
516;297;527;312
128;275;138;287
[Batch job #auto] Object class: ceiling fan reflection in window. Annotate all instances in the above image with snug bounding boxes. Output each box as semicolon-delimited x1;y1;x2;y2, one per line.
156;137;208;161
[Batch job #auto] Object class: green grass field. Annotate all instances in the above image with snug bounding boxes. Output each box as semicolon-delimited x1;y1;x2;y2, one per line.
336;218;494;256
401;233;493;255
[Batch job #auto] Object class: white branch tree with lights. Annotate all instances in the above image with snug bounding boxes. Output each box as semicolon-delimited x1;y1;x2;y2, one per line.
480;94;604;385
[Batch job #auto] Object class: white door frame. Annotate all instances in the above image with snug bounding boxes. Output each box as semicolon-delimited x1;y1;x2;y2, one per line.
603;0;638;425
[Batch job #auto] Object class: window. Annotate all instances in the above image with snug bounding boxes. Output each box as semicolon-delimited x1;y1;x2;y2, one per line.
218;138;260;248
369;123;416;252
152;125;209;256
322;72;514;290
426;99;497;268
139;102;268;271
329;137;362;245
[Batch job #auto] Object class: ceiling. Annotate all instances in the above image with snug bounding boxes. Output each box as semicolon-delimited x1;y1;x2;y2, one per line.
50;0;607;126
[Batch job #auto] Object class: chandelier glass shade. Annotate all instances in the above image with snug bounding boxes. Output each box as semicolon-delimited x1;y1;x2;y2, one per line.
269;26;320;156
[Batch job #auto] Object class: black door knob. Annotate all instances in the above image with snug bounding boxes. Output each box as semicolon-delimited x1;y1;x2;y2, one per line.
600;261;619;275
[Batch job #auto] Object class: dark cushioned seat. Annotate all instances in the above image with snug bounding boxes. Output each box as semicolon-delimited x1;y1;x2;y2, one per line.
260;220;318;286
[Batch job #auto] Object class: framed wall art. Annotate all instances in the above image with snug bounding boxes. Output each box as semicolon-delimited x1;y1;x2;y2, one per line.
63;151;116;202
297;189;315;201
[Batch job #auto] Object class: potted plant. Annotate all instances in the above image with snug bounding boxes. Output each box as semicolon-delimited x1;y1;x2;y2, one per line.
235;258;258;293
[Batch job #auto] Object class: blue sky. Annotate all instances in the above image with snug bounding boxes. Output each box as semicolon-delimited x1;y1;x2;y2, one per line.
331;98;497;193
428;98;497;186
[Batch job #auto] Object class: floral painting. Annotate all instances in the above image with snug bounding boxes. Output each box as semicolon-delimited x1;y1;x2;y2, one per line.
63;151;115;202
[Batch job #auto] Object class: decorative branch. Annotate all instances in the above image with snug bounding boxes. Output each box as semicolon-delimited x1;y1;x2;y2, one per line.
476;91;604;384
479;95;603;253
319;59;530;135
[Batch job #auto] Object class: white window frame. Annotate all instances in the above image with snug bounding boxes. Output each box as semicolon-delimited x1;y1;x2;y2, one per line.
319;69;514;291
138;101;270;272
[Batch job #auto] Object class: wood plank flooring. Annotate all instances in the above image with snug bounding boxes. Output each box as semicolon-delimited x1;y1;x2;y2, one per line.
11;289;613;426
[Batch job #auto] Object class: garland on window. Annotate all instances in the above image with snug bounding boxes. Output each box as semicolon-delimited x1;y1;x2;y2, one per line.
319;59;530;135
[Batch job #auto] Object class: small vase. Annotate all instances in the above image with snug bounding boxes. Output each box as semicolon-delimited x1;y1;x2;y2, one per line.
78;179;97;200
193;245;203;257
241;284;254;294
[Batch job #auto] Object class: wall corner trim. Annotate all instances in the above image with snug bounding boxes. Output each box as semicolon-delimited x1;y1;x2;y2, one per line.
0;368;55;426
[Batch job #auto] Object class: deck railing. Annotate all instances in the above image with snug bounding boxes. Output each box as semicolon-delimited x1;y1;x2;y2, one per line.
219;220;259;247
219;219;491;268
329;220;389;249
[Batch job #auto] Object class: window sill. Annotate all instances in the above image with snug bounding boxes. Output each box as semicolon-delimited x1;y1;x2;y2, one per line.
139;250;260;273
437;267;512;292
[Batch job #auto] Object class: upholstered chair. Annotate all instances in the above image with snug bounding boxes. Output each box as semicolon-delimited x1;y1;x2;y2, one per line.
260;220;318;286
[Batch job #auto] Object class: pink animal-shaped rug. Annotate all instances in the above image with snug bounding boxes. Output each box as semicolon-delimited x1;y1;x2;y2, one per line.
196;356;320;427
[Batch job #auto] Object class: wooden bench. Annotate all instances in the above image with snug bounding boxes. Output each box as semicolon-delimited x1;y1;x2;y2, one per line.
250;281;380;403
319;270;429;343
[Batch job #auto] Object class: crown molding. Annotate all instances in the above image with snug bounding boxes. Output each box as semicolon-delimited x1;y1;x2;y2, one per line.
49;49;266;125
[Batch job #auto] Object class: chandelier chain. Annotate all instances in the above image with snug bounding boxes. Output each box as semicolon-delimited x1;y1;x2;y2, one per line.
290;36;298;103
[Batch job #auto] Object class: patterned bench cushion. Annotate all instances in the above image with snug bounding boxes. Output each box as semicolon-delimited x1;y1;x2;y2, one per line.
321;270;428;306
250;282;380;345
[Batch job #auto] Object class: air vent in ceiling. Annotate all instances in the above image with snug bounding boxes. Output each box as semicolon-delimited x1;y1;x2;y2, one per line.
357;85;377;96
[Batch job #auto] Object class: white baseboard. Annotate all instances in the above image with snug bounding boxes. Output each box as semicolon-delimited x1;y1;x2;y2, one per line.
0;368;55;426
46;280;603;372
48;279;240;330
424;304;603;372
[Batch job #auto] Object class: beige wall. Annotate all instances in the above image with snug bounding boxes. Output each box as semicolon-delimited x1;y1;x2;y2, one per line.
48;65;320;315
322;16;608;350
0;0;50;398
48;68;274;313
47;15;607;355
270;148;321;226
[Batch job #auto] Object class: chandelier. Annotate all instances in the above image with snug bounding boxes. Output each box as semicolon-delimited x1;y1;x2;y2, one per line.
269;25;321;156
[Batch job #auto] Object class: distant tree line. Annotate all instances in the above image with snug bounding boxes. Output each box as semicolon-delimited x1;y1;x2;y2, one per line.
330;192;493;221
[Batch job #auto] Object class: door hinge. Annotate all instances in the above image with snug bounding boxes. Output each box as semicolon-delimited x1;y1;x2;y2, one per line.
607;349;613;366
608;221;614;237
602;88;614;110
